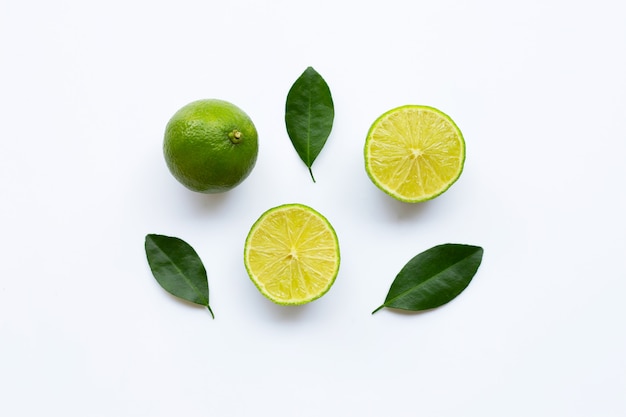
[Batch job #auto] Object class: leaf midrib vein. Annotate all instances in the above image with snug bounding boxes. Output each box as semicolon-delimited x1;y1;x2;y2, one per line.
307;90;312;164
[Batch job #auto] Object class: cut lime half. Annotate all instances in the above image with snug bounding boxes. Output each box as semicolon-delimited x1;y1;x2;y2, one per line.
364;105;465;203
244;203;340;305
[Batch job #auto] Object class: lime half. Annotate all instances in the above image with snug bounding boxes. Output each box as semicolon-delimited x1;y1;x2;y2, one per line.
244;203;340;305
364;105;465;203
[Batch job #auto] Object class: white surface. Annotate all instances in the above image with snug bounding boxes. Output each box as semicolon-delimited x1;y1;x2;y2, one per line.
1;0;625;415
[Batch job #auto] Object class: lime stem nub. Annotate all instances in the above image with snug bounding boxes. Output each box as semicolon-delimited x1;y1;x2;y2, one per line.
229;129;243;144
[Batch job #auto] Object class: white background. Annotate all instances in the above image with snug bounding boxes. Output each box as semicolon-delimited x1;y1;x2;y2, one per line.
1;0;625;415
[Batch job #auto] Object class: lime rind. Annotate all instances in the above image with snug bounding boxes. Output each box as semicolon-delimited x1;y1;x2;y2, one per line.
364;105;466;203
243;203;340;306
163;99;258;194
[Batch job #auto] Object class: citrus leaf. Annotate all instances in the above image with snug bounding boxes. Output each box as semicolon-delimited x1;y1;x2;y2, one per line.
372;244;483;314
144;234;214;318
285;66;334;182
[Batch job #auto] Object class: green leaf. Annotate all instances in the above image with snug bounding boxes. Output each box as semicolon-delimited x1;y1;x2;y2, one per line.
144;234;214;318
285;66;334;182
372;244;483;314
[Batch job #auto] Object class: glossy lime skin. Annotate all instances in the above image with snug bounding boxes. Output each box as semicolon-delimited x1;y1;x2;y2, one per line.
163;99;258;193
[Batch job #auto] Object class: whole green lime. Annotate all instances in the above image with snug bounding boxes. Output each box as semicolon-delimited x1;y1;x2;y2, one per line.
163;99;258;193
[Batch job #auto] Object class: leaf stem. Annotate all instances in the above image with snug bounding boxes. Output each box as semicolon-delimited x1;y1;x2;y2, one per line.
308;166;316;183
207;305;215;319
371;304;385;315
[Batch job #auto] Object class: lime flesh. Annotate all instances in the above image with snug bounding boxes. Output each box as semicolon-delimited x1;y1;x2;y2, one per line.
364;105;465;203
244;203;340;305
